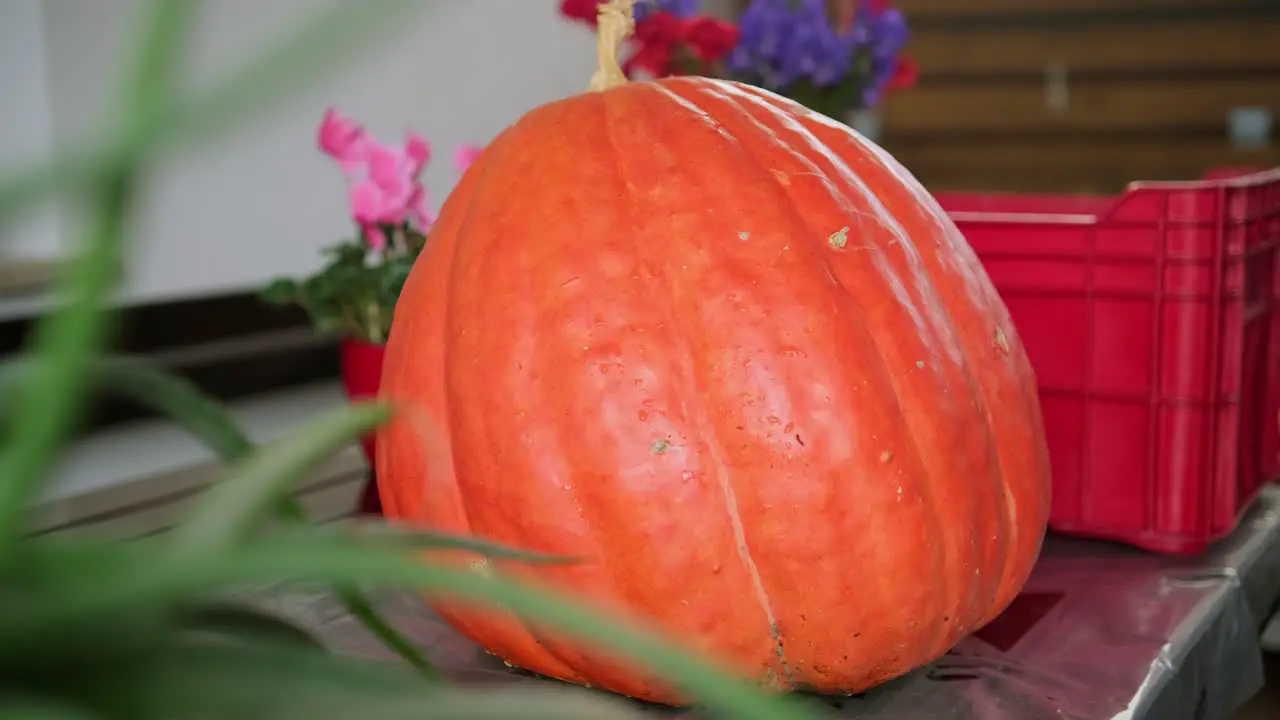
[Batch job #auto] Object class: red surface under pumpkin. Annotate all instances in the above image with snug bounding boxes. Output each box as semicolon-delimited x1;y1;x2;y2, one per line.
376;76;1052;704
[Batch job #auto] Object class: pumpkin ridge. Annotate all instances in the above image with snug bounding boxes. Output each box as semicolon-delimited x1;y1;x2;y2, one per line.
817;115;1040;619
596;86;794;688
665;77;961;664
419;129;586;682
748;88;1044;624
719;80;1015;647
828;129;1025;619
453;106;640;684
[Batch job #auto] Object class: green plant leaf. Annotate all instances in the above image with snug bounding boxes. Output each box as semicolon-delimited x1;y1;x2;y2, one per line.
99;357;255;460
0;697;103;720
91;636;415;719
0;357;251;461
340;521;579;564
226;541;829;719
0;173;135;555
168;402;393;557
178;601;326;650
45;530;827;720
98;636;652;720
0;0;195;556
120;0;197;115
333;586;440;680
260;277;302;308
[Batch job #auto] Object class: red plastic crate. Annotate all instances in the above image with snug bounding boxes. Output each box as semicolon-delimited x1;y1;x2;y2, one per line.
936;169;1280;554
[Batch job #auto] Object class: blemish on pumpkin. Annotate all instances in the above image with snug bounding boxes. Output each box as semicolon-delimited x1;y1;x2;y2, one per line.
879;450;893;464
994;327;1011;356
651;438;671;454
770;168;791;186
915;360;925;369
738;231;750;240
795;433;805;446
828;226;850;249
469;558;493;577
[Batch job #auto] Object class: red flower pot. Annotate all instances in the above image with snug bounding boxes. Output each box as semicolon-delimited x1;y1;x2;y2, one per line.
339;339;386;515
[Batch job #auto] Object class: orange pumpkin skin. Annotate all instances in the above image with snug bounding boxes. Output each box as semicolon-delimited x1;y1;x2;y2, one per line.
377;76;1051;704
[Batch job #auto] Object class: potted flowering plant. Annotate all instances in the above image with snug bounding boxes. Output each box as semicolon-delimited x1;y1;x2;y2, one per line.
261;109;481;502
559;0;916;128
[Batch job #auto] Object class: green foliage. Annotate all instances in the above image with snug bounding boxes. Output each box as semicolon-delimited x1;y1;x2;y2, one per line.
0;0;832;718
260;227;425;344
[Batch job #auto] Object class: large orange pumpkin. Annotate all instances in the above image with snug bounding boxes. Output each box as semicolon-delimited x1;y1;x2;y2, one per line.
377;0;1050;705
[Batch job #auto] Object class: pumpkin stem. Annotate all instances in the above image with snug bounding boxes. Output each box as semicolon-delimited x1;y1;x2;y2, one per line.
587;0;635;92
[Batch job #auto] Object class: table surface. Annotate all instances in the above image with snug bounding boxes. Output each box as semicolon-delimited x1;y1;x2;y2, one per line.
252;486;1280;720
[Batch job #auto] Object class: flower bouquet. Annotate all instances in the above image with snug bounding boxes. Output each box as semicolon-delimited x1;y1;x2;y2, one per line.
560;0;917;122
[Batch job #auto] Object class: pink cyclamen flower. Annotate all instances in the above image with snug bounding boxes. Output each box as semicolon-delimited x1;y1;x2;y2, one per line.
405;132;431;175
317;108;369;174
319;109;437;247
348;138;435;247
453;144;484;174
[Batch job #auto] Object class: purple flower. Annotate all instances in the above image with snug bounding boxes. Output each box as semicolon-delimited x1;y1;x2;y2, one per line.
862;6;909;105
729;0;853;89
781;0;855;87
724;0;910;110
633;0;698;22
727;0;792;74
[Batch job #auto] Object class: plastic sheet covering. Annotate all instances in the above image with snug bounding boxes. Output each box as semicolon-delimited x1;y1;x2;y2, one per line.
247;487;1280;720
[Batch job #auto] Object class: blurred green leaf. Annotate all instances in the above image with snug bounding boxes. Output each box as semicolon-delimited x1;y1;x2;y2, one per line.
0;355;251;465
340;522;578;564
221;540;827;720
178;602;325;650
168;402;392;557
260;277;302;308
121;0;197;114
0;0;196;553
0;697;102;720
0;173;135;553
100;637;652;720
99;357;254;460
333;587;440;680
41;529;825;720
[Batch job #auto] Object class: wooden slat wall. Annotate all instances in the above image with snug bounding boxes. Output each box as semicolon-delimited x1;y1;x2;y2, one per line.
880;0;1280;192
733;0;1280;193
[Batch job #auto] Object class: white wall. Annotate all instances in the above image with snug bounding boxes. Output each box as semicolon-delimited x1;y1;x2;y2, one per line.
0;0;630;317
0;0;63;265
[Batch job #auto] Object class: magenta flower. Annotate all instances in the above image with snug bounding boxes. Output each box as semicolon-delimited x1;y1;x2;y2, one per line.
453;144;483;174
318;108;435;248
317;108;369;173
347;140;435;248
318;109;490;249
